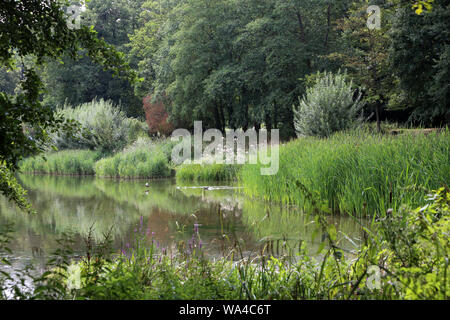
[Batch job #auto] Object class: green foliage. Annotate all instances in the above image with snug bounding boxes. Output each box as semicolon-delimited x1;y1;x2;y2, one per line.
0;161;33;213
1;189;448;299
176;164;242;182
0;0;136;209
241;130;450;216
389;0;450;125
145;0;350;136
19;150;102;175
293;71;364;137
42;0;145;118
377;187;449;299
94;137;174;179
52;99;145;153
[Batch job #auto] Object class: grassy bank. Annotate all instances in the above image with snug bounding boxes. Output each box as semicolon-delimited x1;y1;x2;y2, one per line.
19;138;176;180
176;163;241;182
241;130;450;216
19;150;101;175
94;138;174;179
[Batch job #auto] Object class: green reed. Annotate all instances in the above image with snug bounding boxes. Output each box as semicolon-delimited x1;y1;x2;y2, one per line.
94;139;174;179
240;129;449;217
19;150;101;175
176;163;242;182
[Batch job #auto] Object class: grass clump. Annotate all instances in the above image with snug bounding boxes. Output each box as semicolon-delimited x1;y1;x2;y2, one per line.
240;129;450;216
19;150;101;175
176;163;242;182
94;137;174;179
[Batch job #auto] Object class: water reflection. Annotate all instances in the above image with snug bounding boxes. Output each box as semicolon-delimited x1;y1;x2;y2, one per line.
0;175;367;267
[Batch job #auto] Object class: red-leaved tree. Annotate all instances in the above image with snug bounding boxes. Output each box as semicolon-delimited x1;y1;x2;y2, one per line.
143;95;174;136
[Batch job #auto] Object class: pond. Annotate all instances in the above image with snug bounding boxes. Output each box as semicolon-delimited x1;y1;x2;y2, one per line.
0;175;367;275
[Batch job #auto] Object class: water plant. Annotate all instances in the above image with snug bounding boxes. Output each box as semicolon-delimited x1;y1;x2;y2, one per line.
176;163;242;182
241;129;449;216
19;150;102;175
94;138;174;179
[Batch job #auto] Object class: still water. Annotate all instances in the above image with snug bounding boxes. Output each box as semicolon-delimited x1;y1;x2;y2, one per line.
0;175;367;274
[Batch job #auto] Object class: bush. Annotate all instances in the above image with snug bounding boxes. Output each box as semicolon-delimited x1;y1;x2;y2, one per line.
293;71;364;137
377;187;450;299
52;99;145;153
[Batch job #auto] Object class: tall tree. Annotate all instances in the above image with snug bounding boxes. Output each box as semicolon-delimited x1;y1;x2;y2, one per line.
329;0;394;132
42;0;145;118
389;0;450;125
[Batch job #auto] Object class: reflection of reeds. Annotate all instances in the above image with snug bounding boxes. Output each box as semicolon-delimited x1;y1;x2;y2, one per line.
241;199;366;256
241;130;450;216
0;177;257;255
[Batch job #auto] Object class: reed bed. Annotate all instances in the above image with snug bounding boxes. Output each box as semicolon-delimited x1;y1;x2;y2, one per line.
176;163;242;182
19;150;101;175
94;138;174;179
240;129;450;216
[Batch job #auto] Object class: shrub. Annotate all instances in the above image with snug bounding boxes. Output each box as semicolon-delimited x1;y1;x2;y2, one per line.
52;99;145;153
143;95;174;137
377;187;450;299
293;71;364;137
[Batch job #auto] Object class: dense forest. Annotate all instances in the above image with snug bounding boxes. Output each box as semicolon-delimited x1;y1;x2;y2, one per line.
1;0;449;139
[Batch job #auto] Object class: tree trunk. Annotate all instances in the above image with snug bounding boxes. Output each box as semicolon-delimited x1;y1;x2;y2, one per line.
375;103;381;133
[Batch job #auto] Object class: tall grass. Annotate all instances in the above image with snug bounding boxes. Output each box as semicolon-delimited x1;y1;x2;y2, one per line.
176;163;242;182
240;129;450;216
19;150;101;175
94;137;174;179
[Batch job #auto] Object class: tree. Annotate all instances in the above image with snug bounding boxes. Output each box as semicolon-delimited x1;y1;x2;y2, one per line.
41;0;145;118
128;0;181;98
389;0;450;125
0;0;135;210
143;95;174;136
329;0;394;132
147;0;351;139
